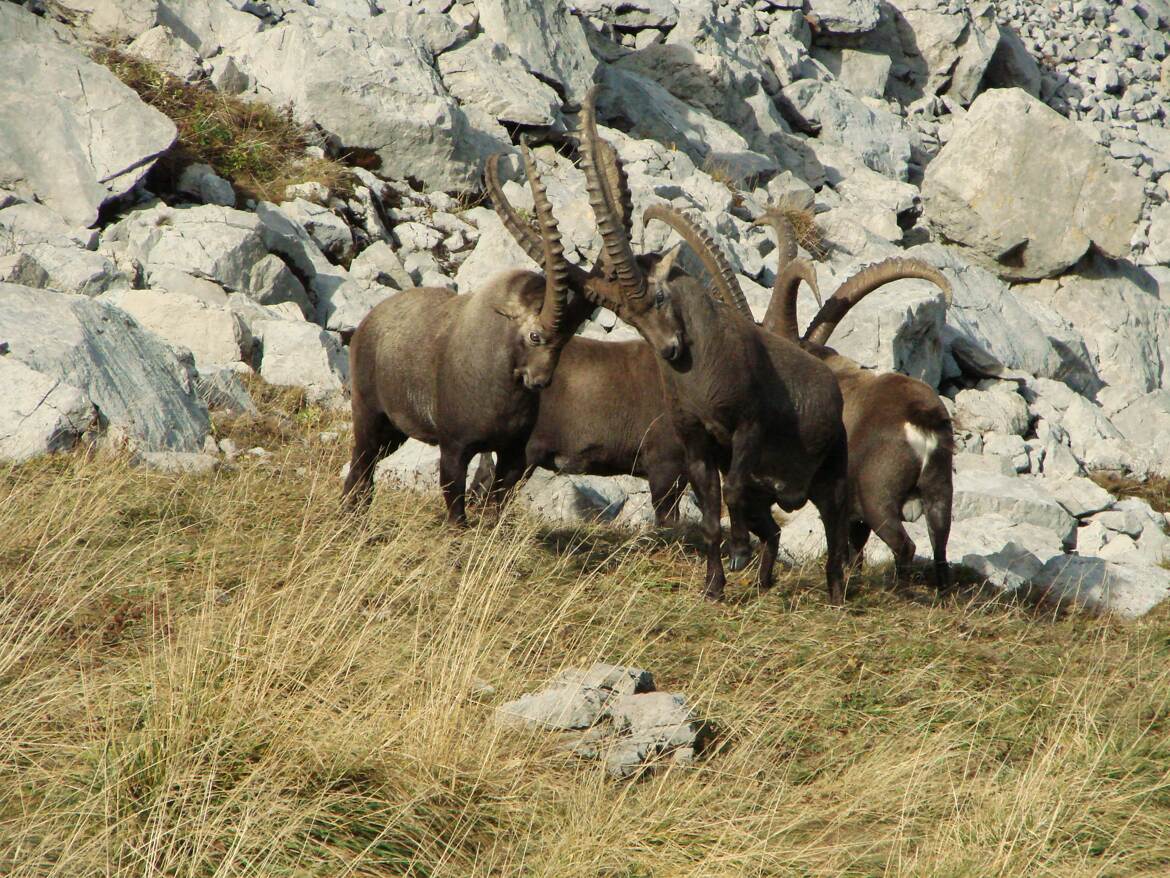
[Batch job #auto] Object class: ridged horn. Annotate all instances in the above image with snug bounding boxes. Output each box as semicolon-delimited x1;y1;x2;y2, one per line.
579;85;645;300
761;259;821;341
804;258;953;347
485;153;545;266
519;140;570;335
751;208;798;276
599;139;634;237
642;204;751;318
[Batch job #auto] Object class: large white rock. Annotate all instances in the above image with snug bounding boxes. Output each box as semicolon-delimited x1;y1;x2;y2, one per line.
254;319;349;403
881;0;1001;105
951;470;1077;547
1021;257;1170;407
227;9;486;191
909;244;1097;393
255;202;390;332
1109;391;1170;475
437;36;563;129
477;0;598;101
51;0;159;40
1032;556;1170;619
0;4;176;228
0;357;95;463
806;0;880;35
0;202;98;252
1;243;126;297
103;204;268;294
953;386;1030;435
782;79;913;181
0;284;210;452
127;24;205;83
923;89;1145;280
156;0;261;57
942;513;1066;593
102;289;251;369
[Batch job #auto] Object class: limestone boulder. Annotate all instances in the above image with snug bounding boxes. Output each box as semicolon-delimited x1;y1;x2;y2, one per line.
437;36;563;129
782;79;913;181
102;289;252;370
922;89;1145;280
0;357;95;463
806;0;880;35
951;470;1077;547
226;8;485;191
0;284;209;452
253;319;349;404
0;4;176;228
1032;556;1170;620
476;0;598;101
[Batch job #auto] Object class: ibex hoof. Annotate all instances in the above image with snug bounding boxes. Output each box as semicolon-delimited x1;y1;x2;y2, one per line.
726;547;752;572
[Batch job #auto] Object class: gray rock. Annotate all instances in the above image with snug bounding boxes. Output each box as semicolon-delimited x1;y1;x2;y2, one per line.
0;4;176;227
176;163;236;208
139;451;220;475
811;48;891;99
246;253;312;316
227;8;486;191
254;319;349;403
806;0;880;35
953;387;1030;435
782;79;913;180
0;357;95;463
1032;555;1170;619
51;0;159;40
477;0;598;101
0;201;98;252
883;0;1001;105
982;25;1043;97
1044;475;1116;518
942;512;1066;593
1021;256;1170;406
195;365;258;415
127;24;205;83
437;36;562;129
255;202;390;332
0;284;210;452
554;663;655;696
570;0;677;28
104;204;267;294
951;470;1077;547
1110;390;1170;475
497;684;609;731
103;288;251;369
277;199;353;262
1148;202;1170;265
349;241;412;292
1;243;126;297
922;89;1145;280
518;468;629;524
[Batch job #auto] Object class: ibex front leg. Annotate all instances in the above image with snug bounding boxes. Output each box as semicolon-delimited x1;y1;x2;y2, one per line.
439;444;474;526
681;428;726;601
722;424;763;573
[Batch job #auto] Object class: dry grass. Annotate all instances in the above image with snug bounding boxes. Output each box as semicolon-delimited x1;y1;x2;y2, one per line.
777;203;828;262
1090;471;1170;515
93;47;353;203
3;397;1170;875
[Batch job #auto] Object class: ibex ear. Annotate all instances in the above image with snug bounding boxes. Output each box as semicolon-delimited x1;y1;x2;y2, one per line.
492;289;533;322
649;243;682;283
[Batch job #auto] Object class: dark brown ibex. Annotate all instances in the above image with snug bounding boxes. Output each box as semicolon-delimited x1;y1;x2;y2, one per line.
341;143;669;523
512;87;851;603
755;210;955;587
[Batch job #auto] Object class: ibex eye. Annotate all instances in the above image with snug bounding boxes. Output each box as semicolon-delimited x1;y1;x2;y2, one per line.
528;331;542;345
655;289;666;307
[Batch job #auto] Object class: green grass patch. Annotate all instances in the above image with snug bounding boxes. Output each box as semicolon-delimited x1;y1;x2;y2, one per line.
93;46;353;203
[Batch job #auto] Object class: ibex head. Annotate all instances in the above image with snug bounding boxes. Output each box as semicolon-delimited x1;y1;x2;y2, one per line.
485;141;575;390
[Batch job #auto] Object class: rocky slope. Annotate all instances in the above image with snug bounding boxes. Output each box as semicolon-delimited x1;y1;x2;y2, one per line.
1;0;1169;615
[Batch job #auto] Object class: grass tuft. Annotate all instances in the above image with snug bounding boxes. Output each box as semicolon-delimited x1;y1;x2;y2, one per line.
1090;471;1170;515
93;47;353;203
3;390;1170;874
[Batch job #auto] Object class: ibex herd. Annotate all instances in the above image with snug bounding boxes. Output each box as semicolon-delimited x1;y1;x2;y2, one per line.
344;86;957;606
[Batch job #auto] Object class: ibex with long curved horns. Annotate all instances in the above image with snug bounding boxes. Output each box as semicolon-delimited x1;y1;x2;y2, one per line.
491;87;851;602
342;144;608;523
755;210;955;587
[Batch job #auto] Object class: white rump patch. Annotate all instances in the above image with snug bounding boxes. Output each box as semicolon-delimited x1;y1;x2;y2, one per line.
903;422;939;478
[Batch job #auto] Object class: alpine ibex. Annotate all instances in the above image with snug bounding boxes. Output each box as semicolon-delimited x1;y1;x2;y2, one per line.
342;143;614;523
499;86;851;603
755;210;955;587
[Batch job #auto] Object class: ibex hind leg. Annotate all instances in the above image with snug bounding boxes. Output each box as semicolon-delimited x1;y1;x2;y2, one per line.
810;441;850;606
342;411;405;511
848;520;871;571
863;498;917;587
485;445;531;512
439;444;475;526
682;434;727;601
921;456;953;590
647;467;686;527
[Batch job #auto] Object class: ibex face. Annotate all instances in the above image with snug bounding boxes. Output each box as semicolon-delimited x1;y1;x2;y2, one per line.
612;251;686;362
506;298;562;390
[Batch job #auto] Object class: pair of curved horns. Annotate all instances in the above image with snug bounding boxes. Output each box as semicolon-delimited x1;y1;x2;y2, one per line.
483;142;571;336
755;210;952;347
